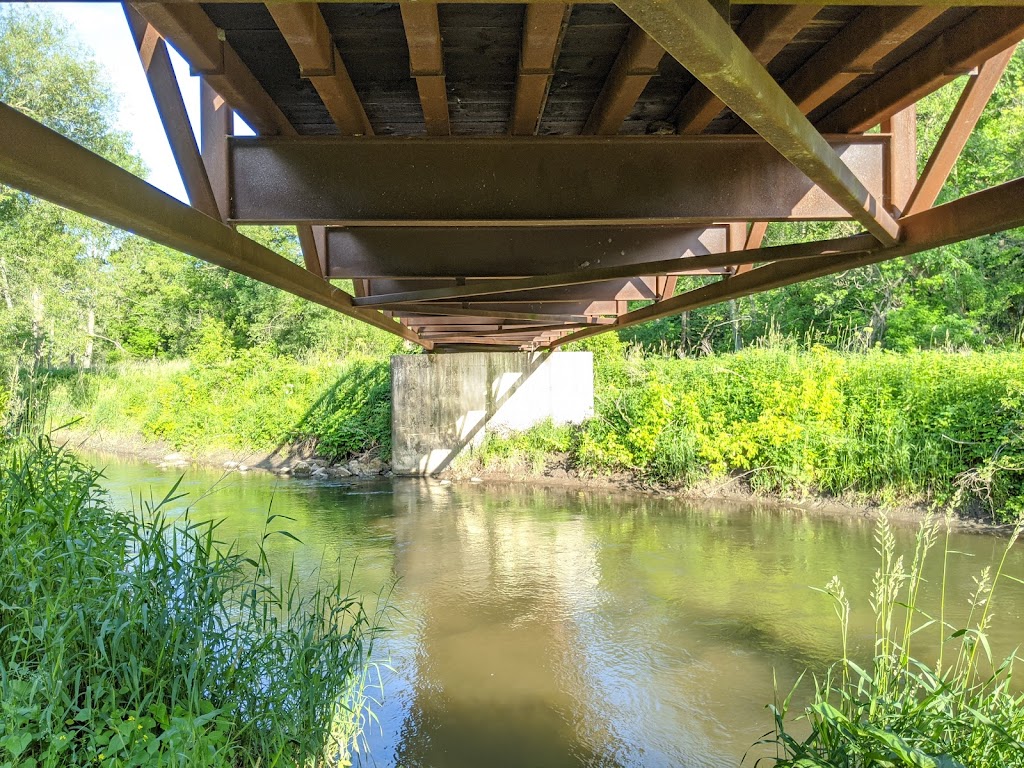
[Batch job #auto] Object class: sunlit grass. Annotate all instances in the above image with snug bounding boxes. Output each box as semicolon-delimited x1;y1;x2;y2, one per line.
755;513;1024;767
0;436;380;767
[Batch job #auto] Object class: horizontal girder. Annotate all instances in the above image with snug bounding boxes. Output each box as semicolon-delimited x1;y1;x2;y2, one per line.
326;226;727;278
366;277;660;304
228;136;887;225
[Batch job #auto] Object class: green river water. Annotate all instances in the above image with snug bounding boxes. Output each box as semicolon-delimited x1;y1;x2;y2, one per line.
84;452;1024;768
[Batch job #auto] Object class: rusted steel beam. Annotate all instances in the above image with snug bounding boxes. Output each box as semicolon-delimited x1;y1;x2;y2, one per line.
420;323;583;337
350;235;851;306
429;336;545;347
745;221;769;250
512;4;571;135
101;1;1024;7
553;175;1024;347
268;3;373;136
403;317;582;329
400;3;450;136
0;101;424;347
818;9;1024;133
364;277;662;304
131;2;295;136
905;46;1016;216
326;226;726;278
387;304;609;323
124;5;219;219
675;4;822;135
611;0;900;245
780;7;943;117
228;135;887;224
393;303;614;319
882;105;917;215
296;224;328;278
582;27;665;135
199;79;231;221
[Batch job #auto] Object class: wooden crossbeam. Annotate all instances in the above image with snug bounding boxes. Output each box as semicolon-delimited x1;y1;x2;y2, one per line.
818;9;1024;133
131;2;294;137
400;3;450;136
675;4;822;134
124;6;219;219
583;26;664;135
553;175;1024;347
612;0;900;245
115;1;1024;7
905;46;1016;216
0;101;424;347
136;3;335;279
512;4;571;135
268;3;373;136
228;135;888;224
780;7;944;117
351;235;867;306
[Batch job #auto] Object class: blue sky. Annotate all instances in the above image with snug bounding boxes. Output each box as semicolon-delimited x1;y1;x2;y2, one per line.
8;2;252;203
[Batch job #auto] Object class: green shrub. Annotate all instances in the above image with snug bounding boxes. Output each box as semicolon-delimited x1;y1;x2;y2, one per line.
47;352;394;460
0;437;377;767
490;349;1024;520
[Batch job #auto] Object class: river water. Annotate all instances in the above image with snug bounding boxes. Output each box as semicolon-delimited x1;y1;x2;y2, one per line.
85;452;1024;768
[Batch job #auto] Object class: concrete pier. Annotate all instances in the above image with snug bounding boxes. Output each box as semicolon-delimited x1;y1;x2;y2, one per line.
391;351;594;475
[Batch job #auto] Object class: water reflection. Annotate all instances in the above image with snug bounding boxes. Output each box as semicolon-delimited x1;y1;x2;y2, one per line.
86;453;1024;768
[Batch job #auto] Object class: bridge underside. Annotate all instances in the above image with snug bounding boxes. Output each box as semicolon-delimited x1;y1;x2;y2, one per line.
2;1;1024;350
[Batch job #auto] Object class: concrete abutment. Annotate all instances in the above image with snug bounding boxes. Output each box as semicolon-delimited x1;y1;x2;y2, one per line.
391;352;594;476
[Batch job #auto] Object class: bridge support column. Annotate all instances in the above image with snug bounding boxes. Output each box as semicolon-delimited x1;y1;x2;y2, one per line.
391;352;594;476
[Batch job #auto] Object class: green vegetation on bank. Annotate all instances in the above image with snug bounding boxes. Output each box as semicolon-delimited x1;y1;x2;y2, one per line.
0;437;377;767
760;514;1024;767
45;349;393;460
36;337;1024;523
476;338;1024;522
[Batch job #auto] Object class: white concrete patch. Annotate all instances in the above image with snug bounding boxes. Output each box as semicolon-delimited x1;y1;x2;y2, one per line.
391;352;594;475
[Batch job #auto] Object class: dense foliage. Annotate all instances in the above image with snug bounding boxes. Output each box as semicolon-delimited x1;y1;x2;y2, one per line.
0;437;377;767
473;337;1024;522
45;339;1024;522
758;515;1024;767
46;350;393;459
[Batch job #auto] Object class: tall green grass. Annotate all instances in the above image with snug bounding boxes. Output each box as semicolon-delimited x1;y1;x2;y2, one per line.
0;437;378;767
754;514;1024;767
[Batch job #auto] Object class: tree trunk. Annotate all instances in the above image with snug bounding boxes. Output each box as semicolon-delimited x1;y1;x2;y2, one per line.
30;289;44;364
83;308;95;369
729;299;742;352
680;311;689;357
0;259;13;311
